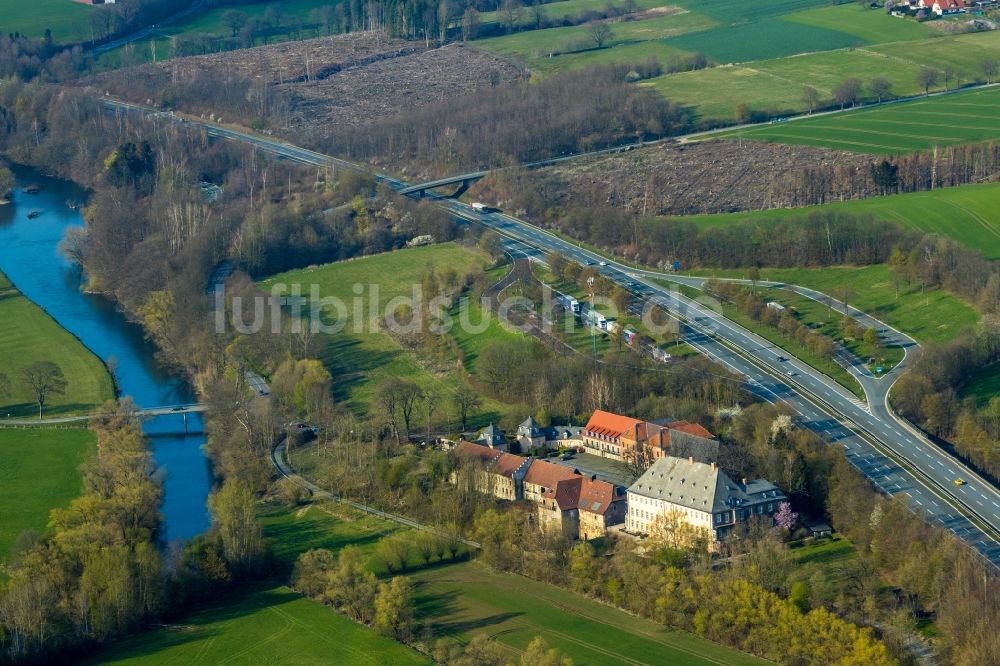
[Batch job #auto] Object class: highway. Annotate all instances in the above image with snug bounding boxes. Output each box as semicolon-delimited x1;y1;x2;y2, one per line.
103;98;1000;569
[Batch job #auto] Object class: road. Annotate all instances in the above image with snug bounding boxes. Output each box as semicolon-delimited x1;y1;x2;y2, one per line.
103;99;1000;569
86;0;207;57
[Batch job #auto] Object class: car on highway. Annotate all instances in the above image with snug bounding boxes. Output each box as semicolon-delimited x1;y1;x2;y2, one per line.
598;261;607;267
171;406;184;412
776;356;787;362
786;371;796;377
955;478;967;486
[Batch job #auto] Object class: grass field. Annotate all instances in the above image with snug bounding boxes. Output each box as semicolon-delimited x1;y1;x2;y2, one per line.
81;582;432;665
713;83;1000;152
0;275;114;418
958;363;1000;404
664;19;861;63
476;11;712;74
0;428;94;564
414;561;769;665
783;4;930;44
268;503;768;666
106;0;339;63
259;243;520;423
686;265;978;344
0;0;94;41
645;27;1000;121
663;181;1000;260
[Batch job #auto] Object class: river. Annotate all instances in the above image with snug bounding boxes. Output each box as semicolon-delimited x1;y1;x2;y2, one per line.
0;168;211;544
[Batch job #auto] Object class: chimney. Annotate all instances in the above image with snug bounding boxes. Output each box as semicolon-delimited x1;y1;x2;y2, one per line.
742;478;748;488
710;462;716;471
688;456;694;464
591;474;597;481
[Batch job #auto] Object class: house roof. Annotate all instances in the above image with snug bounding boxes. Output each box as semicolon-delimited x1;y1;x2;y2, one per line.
584;410;644;440
494;451;531;479
454;440;528;479
667;420;715;440
454;439;499;464
546;476;583;511
524;459;582;488
519;416;542;436
578;477;626;516
628;455;787;514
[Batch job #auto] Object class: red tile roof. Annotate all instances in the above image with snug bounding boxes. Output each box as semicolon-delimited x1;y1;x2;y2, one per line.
578;477;625;516
584;410;644;440
524;459;582;488
454;440;528;479
546;476;583;511
668;421;715;440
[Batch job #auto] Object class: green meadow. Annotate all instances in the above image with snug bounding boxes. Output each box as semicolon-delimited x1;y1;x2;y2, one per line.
713;83;1000;152
662;181;1000;260
0;428;94;564
0;0;94;42
260;243;520;423
0;273;114;418
686;265;978;344
80;582;432;666
413;560;769;665
104;0;340;63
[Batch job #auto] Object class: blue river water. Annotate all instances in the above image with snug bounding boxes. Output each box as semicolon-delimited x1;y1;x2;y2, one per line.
0;168;211;544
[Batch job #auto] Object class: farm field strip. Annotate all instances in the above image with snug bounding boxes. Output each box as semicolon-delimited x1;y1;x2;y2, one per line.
708;84;1000;152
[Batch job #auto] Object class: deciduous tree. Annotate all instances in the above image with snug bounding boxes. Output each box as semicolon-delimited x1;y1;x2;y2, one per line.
19;361;67;419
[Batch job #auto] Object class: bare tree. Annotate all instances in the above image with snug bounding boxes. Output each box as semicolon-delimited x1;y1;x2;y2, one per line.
499;0;523;34
983;58;999;84
589;22;613;49
19;362;67;419
222;10;248;37
453;384;481;431
801;86;820;114
833;77;862;109
869;77;892;104
918;67;939;95
377;379;423;444
461;7;480;42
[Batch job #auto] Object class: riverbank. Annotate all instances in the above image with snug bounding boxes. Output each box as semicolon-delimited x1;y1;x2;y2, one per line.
0;270;114;418
0;170;211;542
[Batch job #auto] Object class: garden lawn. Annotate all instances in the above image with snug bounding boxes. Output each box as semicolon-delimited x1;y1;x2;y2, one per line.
414;560;769;665
0;428;94;564
664;181;1000;260
79;582;431;666
0;275;114;418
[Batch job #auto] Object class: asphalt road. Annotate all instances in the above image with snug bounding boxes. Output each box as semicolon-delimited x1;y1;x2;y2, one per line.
103;99;1000;569
86;0;207;57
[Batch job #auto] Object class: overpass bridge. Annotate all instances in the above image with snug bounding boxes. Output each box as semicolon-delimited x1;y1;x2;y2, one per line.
398;142;648;198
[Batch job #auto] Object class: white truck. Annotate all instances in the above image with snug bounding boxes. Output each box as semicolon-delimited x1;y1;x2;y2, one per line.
471;202;487;212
